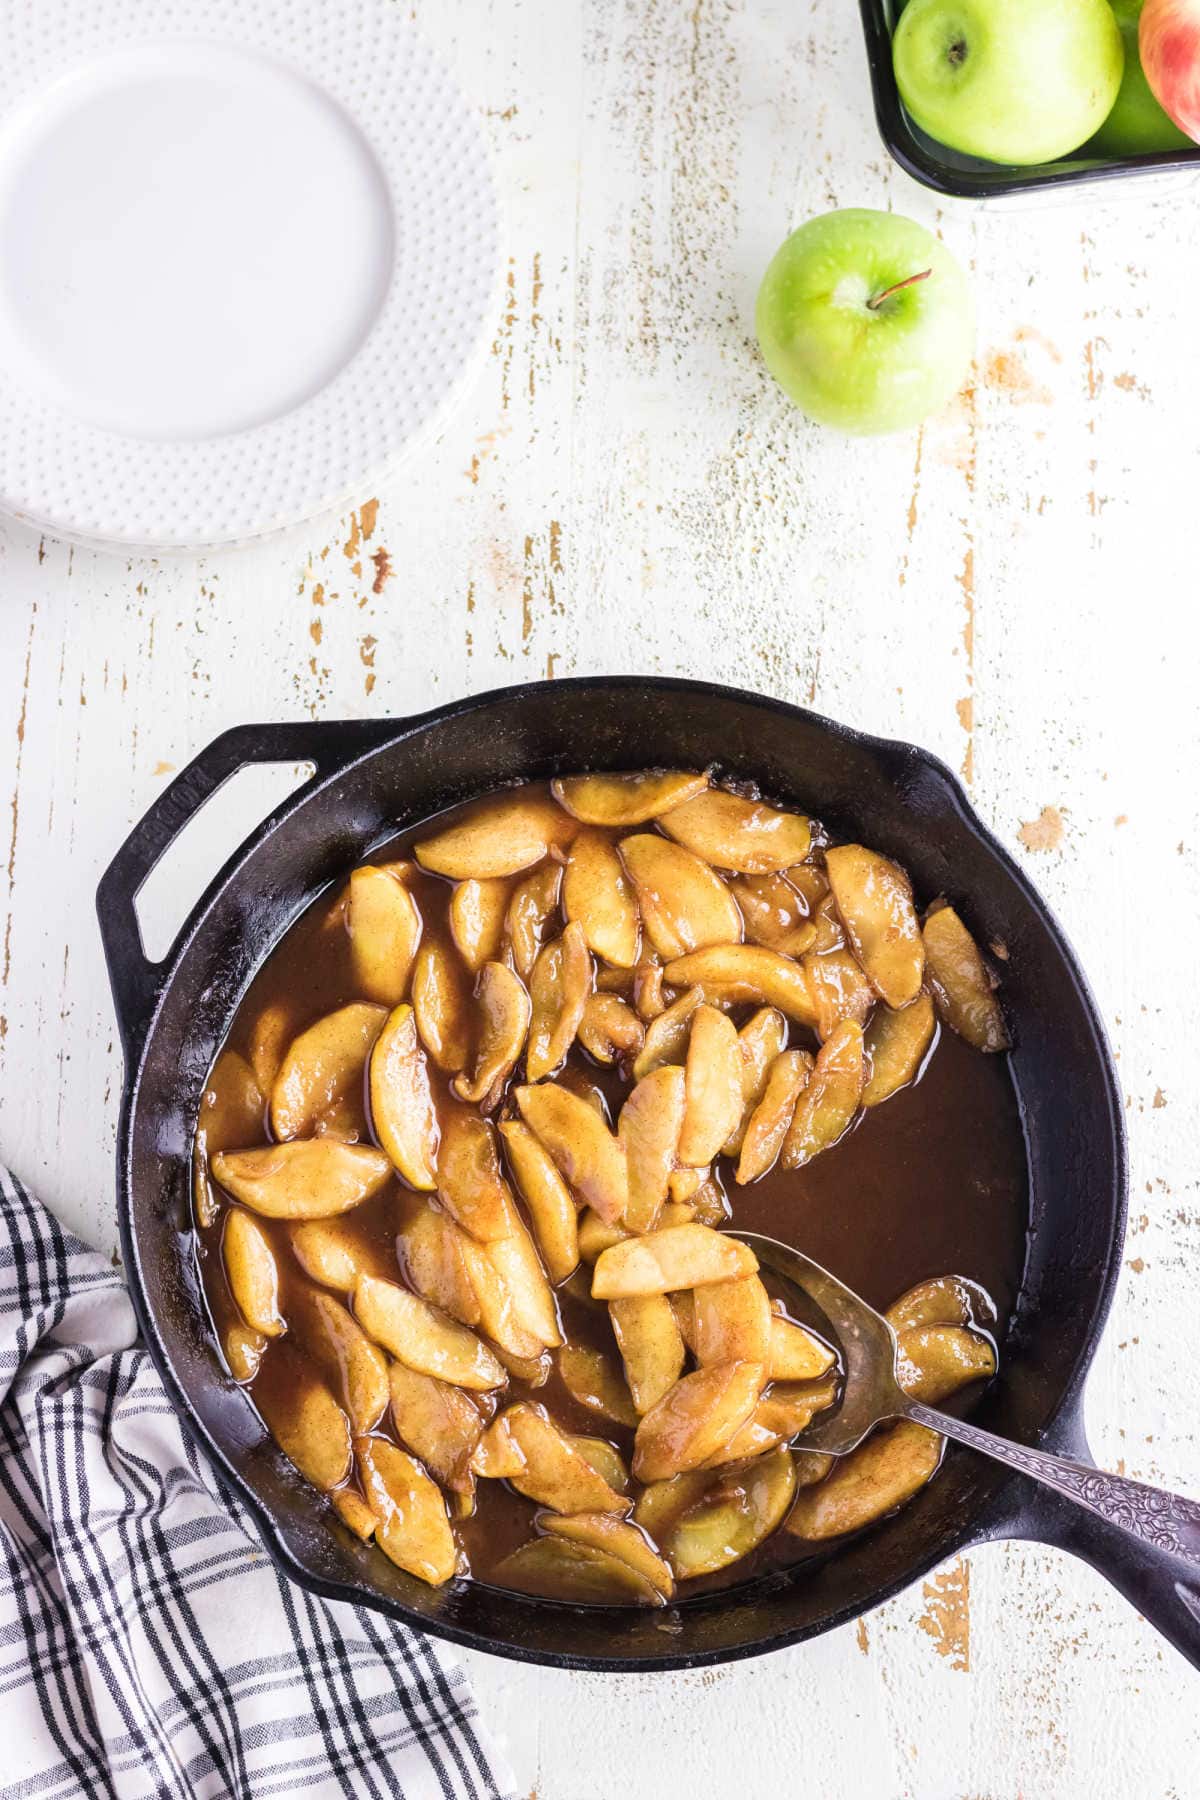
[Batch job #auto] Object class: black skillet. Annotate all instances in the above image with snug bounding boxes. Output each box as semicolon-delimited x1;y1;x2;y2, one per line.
95;676;1194;1671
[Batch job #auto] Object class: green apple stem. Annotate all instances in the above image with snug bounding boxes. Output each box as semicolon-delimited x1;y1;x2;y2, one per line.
867;268;932;311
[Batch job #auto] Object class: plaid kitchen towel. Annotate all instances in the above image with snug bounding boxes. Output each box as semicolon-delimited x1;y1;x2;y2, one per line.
0;1162;517;1800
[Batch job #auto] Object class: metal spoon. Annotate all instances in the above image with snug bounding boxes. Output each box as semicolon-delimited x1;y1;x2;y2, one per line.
735;1231;1200;1565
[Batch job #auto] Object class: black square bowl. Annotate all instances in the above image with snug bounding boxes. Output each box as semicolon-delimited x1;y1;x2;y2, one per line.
859;0;1200;198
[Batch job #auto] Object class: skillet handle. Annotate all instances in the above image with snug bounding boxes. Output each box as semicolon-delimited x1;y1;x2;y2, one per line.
96;718;396;1062
908;1401;1200;1671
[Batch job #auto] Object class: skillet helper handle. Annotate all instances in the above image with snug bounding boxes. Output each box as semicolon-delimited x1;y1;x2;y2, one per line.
907;1399;1200;1671
96;718;395;1061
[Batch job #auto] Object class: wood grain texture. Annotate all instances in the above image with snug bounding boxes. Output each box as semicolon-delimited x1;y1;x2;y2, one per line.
2;1;1199;1794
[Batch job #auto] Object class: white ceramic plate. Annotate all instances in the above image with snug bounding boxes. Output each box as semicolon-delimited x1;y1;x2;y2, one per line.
0;1;500;550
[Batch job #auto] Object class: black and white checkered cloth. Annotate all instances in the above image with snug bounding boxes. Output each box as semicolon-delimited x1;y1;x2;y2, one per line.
0;1162;516;1800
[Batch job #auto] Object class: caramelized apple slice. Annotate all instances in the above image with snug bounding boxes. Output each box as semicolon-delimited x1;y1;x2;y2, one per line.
353;1275;505;1390
348;864;422;1006
435;1107;514;1242
449;876;514;972
411;938;474;1073
632;1468;714;1542
609;1294;686;1414
223;1321;267;1382
558;1341;639;1427
633;1360;765;1482
660;789;812;873
922;904;1009;1051
578;993;645;1065
685;1175;729;1227
618;1064;686;1233
505;861;563;979
722;1007;788;1156
885;1274;983;1333
290;1218;393;1292
212;1141;391;1220
515;1083;628;1226
195;1050;266;1226
730;873;819;958
570;1437;630;1493
563;829;641;967
396;1198;481;1326
388;1362;483;1492
525;923;591;1083
247;1003;292;1098
499;1403;631;1513
824;845;924;1009
679;1004;743;1166
470;1411;527;1479
499;1118;580;1283
618;835;742;960
769;1311;837;1381
896;1324;996;1404
631;986;703;1080
458;1236;546;1362
665;1446;797;1578
288;1284;390;1434
355;1437;458;1585
487;1208;563;1348
414;792;574;879
690;1274;772;1366
452;961;531;1108
541;1512;674;1599
552;768;709;826
593;1223;756;1298
222;1206;285;1338
663;945;816;1026
863;992;936;1106
330;1485;378;1541
496;1537;662;1605
785;1420;943;1540
735;1048;813;1184
256;1346;352;1491
578;1208;630;1264
368;1005;439;1189
703;1374;839;1465
780;1019;865;1169
269;1003;388;1140
802;946;877;1042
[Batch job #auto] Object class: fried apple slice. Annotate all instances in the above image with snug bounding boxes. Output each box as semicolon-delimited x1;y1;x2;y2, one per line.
885;1274;982;1333
690;1275;772;1366
570;1437;630;1493
500;1403;631;1513
290;1218;393;1292
802;946;877;1042
632;1468;714;1541
396;1199;481;1326
825;845;924;1009
288;1284;390;1433
435;1108;514;1241
633;1361;766;1482
256;1346;352;1491
458;1236;546;1361
269;1003;388;1141
618;1064;686;1233
348;864;422;1006
730;873;818;958
222;1206;285;1337
541;1512;674;1599
515;1082;628;1225
609;1294;686;1414
246;1002;292;1098
735;1048;813;1184
619;835;742;960
785;1420;943;1540
525;923;591;1083
411;938;474;1074
415;792;573;880
505;861;563;979
499;1118;580;1283
496;1537;662;1605
661;790;812;873
212;1141;392;1220
631;986;703;1080
331;1485;378;1541
552;769;710;826
487;1209;563;1348
665;1446;797;1578
667;1166;709;1205
779;1019;865;1170
578;1208;629;1263
354;1275;505;1389
368;1005;438;1189
663;945;817;1027
863;992;936;1106
679;1004;743;1166
592;1224;756;1299
449;876;514;972
558;1341;640;1427
811;891;846;954
195;1050;266;1227
722;1007;788;1156
578;993;645;1066
563;830;640;967
703;1374;839;1465
388;1362;483;1492
470;1411;527;1479
922;904;1009;1051
633;960;667;1021
769;1312;837;1381
452;961;531;1109
896;1324;996;1404
356;1437;458;1585
223;1320;267;1382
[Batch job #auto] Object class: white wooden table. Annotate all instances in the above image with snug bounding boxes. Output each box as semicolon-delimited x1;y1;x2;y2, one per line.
2;2;1198;1794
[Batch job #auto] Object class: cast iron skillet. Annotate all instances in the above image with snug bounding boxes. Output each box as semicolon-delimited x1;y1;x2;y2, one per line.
95;675;1184;1671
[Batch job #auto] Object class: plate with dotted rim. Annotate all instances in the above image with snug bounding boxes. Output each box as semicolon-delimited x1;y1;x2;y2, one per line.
0;0;501;550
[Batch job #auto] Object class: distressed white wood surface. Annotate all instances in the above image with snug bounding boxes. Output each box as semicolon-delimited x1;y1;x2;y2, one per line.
2;2;1198;1794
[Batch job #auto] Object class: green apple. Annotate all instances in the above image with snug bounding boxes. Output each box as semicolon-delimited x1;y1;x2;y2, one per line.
755;209;973;437
893;0;1125;164
1086;0;1191;153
